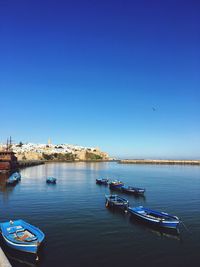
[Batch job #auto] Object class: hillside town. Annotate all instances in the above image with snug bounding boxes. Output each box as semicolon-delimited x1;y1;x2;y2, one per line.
0;141;110;161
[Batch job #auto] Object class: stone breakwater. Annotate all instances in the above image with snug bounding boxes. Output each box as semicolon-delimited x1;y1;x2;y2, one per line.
118;159;200;165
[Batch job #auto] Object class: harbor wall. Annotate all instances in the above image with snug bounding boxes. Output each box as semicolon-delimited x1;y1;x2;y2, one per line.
18;160;45;169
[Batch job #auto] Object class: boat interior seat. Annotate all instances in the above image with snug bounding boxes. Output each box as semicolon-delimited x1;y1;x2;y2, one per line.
7;226;25;234
15;230;37;242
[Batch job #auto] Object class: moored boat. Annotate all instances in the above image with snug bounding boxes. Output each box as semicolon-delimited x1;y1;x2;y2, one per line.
11;172;21;181
121;186;145;195
6;177;18;186
6;172;21;186
0;220;45;254
105;194;129;210
109;180;124;189
96;178;109;185
128;206;180;229
46;177;56;184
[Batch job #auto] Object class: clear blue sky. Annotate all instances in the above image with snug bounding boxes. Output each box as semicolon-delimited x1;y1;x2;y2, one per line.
0;0;200;159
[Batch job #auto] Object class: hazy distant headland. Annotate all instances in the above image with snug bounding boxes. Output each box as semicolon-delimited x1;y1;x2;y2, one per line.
0;142;112;162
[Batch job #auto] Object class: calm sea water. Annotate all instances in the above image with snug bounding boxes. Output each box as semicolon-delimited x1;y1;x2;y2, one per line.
0;162;200;267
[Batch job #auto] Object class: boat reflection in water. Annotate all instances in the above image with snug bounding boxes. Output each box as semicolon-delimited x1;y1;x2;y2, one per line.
1;240;45;267
129;216;181;241
0;173;16;201
6;253;37;267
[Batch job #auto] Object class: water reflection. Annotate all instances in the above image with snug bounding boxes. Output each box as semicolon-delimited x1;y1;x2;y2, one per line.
0;162;199;267
7;254;38;267
0;173;16;201
45;162;110;171
129;216;181;241
1;240;45;267
106;205;129;218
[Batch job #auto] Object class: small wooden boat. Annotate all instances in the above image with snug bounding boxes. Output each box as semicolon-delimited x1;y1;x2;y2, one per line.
105;194;129;210
128;206;180;229
6;172;21;186
11;172;21;181
6;178;18;186
121;186;145;195
46;177;56;184
109;180;124;189
96;178;109;185
0;220;45;254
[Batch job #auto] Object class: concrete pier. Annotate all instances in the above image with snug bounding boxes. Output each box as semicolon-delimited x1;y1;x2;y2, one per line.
0;247;12;267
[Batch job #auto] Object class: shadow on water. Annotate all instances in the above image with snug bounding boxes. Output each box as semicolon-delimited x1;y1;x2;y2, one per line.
105;204;129;218
6;254;38;267
46;183;57;186
127;193;146;202
96;183;108;187
0;238;45;267
0;173;17;201
129;215;181;241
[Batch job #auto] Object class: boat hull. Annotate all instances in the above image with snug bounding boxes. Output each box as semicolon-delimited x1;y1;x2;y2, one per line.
121;187;145;195
46;177;56;184
46;180;56;184
11;172;21;181
0;220;45;254
2;234;40;254
6;172;21;185
109;182;124;190
105;195;129;211
96;179;108;185
128;208;179;229
6;180;18;186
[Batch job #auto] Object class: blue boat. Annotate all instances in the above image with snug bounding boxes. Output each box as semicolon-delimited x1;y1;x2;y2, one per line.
121;186;145;195
0;220;45;254
128;206;180;229
105;194;129;210
11;172;21;181
6;172;21;185
6;177;18;186
46;177;56;184
96;178;109;185
109;180;124;189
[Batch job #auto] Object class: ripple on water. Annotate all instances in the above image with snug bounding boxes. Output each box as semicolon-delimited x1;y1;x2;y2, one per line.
0;162;199;267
